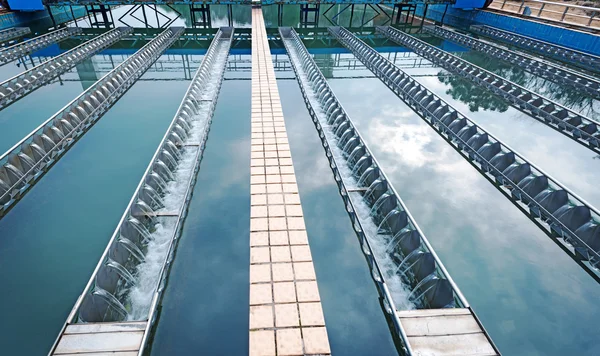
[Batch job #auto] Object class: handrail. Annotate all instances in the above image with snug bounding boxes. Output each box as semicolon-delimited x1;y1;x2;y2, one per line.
503;0;600;13
490;0;600;30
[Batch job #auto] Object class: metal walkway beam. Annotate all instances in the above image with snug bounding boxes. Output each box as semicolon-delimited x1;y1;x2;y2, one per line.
423;25;600;99
0;27;184;220
0;27;30;45
471;25;600;74
330;26;600;282
379;26;600;156
281;26;499;356
0;28;132;110
0;27;81;66
50;27;233;356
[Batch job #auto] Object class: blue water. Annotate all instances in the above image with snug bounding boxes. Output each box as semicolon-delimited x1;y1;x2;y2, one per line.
150;80;251;355
326;70;600;355
278;79;398;354
0;14;599;356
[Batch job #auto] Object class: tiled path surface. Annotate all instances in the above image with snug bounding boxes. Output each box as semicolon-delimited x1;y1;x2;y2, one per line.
249;7;331;356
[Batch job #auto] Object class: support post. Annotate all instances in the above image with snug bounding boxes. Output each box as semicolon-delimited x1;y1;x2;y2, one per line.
440;4;449;25
141;5;149;28
362;4;367;27
47;5;57;29
70;6;78;27
278;4;283;26
228;4;232;27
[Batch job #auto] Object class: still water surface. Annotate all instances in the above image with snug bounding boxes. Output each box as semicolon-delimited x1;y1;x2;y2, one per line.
0;14;598;355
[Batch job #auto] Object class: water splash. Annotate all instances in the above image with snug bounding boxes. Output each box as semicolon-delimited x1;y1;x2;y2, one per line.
124;46;227;320
287;47;414;310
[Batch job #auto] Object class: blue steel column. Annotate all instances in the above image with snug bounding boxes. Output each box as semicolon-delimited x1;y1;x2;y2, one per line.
330;26;600;282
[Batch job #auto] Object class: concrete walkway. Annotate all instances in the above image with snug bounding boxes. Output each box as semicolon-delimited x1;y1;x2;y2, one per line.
249;7;331;356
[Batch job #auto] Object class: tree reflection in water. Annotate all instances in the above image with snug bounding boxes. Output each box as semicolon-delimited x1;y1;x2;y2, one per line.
438;49;600;119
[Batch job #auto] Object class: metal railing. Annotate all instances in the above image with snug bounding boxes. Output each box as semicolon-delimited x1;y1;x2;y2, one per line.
330;25;600;282
49;27;234;356
379;25;600;156
471;24;600;74
0;27;184;220
0;27;132;110
0;27;81;66
490;0;600;30
0;27;30;45
423;25;600;99
282;25;480;354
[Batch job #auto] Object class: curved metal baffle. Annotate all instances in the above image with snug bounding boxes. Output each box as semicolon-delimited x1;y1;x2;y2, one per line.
330;26;600;282
423;25;600;99
0;27;82;66
379;26;600;156
49;27;234;356
281;27;499;356
0;27;184;221
471;25;600;74
0;27;30;45
0;27;132;110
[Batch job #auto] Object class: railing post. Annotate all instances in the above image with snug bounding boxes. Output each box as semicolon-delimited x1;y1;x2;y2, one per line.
537;3;546;17
561;6;569;21
518;0;525;13
588;12;596;26
501;0;507;10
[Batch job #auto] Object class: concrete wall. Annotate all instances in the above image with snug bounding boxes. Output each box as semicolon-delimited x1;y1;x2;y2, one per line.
416;4;600;56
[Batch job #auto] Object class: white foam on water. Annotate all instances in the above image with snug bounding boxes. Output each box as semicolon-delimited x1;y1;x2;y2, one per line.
286;40;415;310
125;45;229;320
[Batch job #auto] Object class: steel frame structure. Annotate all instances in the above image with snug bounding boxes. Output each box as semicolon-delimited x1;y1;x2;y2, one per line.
0;27;31;45
0;28;132;110
0;27;81;66
471;25;600;74
282;25;499;355
330;25;600;282
423;25;600;99
379;25;600;156
118;4;182;28
0;27;184;220
86;5;116;27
